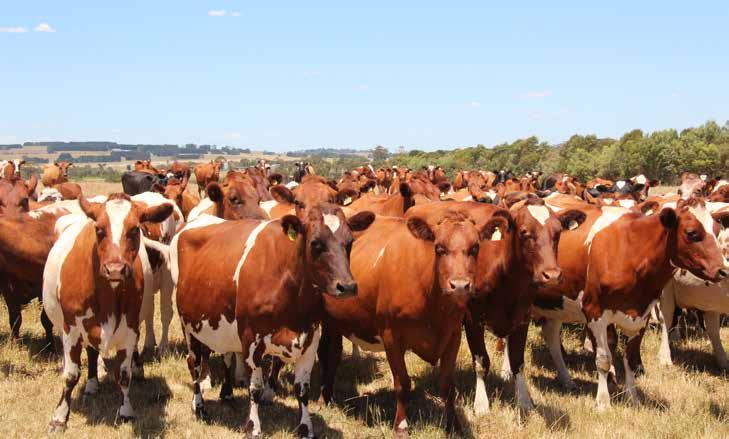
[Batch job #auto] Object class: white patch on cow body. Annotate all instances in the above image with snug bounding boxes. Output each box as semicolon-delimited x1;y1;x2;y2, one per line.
260;199;278;216
473;354;490;414
527;205;550;225
348;334;385;352
584;206;628;250
105;199;132;246
38;187;63;202
233;220;273;287
186;317;241;354
533;291;586;323
323;214;340;233
169;214;226;285
462;195;473;202
713;180;729;193
285;181;299;189
618;199;635;208
187;197;214;222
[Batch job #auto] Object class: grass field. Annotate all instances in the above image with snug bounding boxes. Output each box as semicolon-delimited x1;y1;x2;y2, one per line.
1;183;727;438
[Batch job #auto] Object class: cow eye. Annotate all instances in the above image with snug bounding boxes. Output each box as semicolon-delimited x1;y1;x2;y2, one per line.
311;240;326;255
468;244;480;257
686;229;701;242
520;228;532;239
128;228;140;240
435;244;448;256
96;226;106;240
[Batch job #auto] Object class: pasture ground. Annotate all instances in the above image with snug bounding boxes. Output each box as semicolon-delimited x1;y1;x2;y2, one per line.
1;182;726;438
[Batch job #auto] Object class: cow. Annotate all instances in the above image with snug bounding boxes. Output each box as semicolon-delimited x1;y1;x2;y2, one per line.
337;172;377;203
375;167;394;193
172;185;375;438
122;171;162;196
0;175;37;216
133;160;159;174
422;165;448;186
42;162;72;187
260;175;357;220
193;161;222;198
161;174;200;220
318;204;508;436
709;180;729;202
532;198;727;409
678;172;708;199
0;159;24;179
658;203;729;370
347;182;424;217
170;161;191;180
187;178;267;223
43;194;173;432
456;197;586;417
293;162;315;183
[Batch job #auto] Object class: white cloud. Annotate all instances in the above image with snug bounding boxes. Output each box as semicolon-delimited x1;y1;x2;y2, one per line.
231;11;241;17
208;9;227;17
225;132;242;140
111;128;121;134
470;101;481;108
0;26;28;33
303;71;321;78
34;23;55;33
357;84;369;91
521;89;553;99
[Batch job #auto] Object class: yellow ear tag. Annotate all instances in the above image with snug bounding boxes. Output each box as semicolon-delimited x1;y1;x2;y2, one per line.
287;225;297;241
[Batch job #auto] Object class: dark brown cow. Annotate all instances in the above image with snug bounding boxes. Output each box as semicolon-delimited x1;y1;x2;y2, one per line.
193;161;222;198
41;162;72;187
173;187;375;438
0;175;37;216
532;199;727;408
318;204;508;436
43;194;172;432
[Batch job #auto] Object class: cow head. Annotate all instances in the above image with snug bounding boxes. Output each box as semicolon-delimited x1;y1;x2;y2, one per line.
163;174;189;209
79;193;172;288
0;175;36;215
406;174;445;201
678;172;707;199
282;205;374;298
407;212;508;297
207;177;266;220
467;172;499;204
509;197;587;285
273;176;355;210
54;161;72;180
663;198;728;282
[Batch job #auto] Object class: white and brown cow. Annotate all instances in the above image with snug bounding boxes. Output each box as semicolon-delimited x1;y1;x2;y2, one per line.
0;159;24;179
43;194;172;432
533;198;727;409
172;185;375;438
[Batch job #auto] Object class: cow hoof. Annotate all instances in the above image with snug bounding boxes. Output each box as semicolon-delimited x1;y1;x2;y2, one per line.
394;428;409;438
47;420;67;433
243;420;260;438
296;423;316;438
84;378;99;395
119;414;135;423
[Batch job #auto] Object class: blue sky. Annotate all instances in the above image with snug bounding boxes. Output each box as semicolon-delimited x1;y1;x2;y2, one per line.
1;1;728;152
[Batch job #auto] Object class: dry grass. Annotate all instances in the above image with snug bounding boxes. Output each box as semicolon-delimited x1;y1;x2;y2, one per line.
2;184;727;438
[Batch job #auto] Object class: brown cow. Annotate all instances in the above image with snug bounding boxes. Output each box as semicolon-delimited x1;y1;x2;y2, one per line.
133;159;159;174
170;161;191;179
533;199;727;409
375;167;394;193
0;159;24;179
0;175;37;216
42;162;72;187
43;194;172;432
709;180;729;202
261;175;357;219
193;161;222;198
347;182;422;217
318;204;508;436
162;174;199;220
172;187;375;437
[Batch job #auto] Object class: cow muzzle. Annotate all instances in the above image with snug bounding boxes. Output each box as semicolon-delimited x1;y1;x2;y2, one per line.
535;269;563;285
446;278;473;296
101;262;132;288
333;281;358;298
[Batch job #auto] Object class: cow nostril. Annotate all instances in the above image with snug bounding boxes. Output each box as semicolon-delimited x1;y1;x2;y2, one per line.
719;269;728;279
336;282;357;296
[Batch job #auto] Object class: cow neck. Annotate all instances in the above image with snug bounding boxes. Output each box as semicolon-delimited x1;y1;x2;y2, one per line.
285;227;325;325
623;214;675;302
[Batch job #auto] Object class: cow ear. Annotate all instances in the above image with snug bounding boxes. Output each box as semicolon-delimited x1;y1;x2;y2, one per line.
207;182;224;203
399;182;413;198
480;216;509;241
78;195;103;221
140;203;173;224
281;215;304;240
336;188;358;206
437;182;451;193
271;185;296;205
660;208;678;230
25;174;38;194
557;209;586;231
712;211;729;229
151;183;166;194
407;217;435;242
348;211;375;232
268;173;283;186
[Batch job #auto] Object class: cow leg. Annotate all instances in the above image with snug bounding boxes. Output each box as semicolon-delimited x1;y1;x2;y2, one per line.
705;311;729;370
40;308;55;352
115;348;136;422
48;327;82;432
623;329;644;405
4;296;22;339
157;270;174;355
351;343;361;359
263;358;282;402
540;319;576;389
84;347;100;395
293;327;321;439
464;317;491;415
318;324;343;405
141;284;156;354
438;333;462;435
500;336;513;381
587;317;613;410
509;323;534;417
234;352;248;387
658;291;676;366
186;336;210;421
244;360;265;438
383;329;411;437
220;353;235;403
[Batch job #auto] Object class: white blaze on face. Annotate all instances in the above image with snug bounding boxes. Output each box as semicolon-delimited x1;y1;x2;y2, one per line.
618;199;636;208
323;214;341;233
105;199;132;246
690;205;720;247
634;174;647;185
527;205;550;226
616;180;627;190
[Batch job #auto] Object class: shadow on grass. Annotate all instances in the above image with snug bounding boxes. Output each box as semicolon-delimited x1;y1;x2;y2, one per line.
669;344;729;377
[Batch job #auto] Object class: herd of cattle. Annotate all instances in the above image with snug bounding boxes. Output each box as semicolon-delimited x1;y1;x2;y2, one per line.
1;157;728;437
